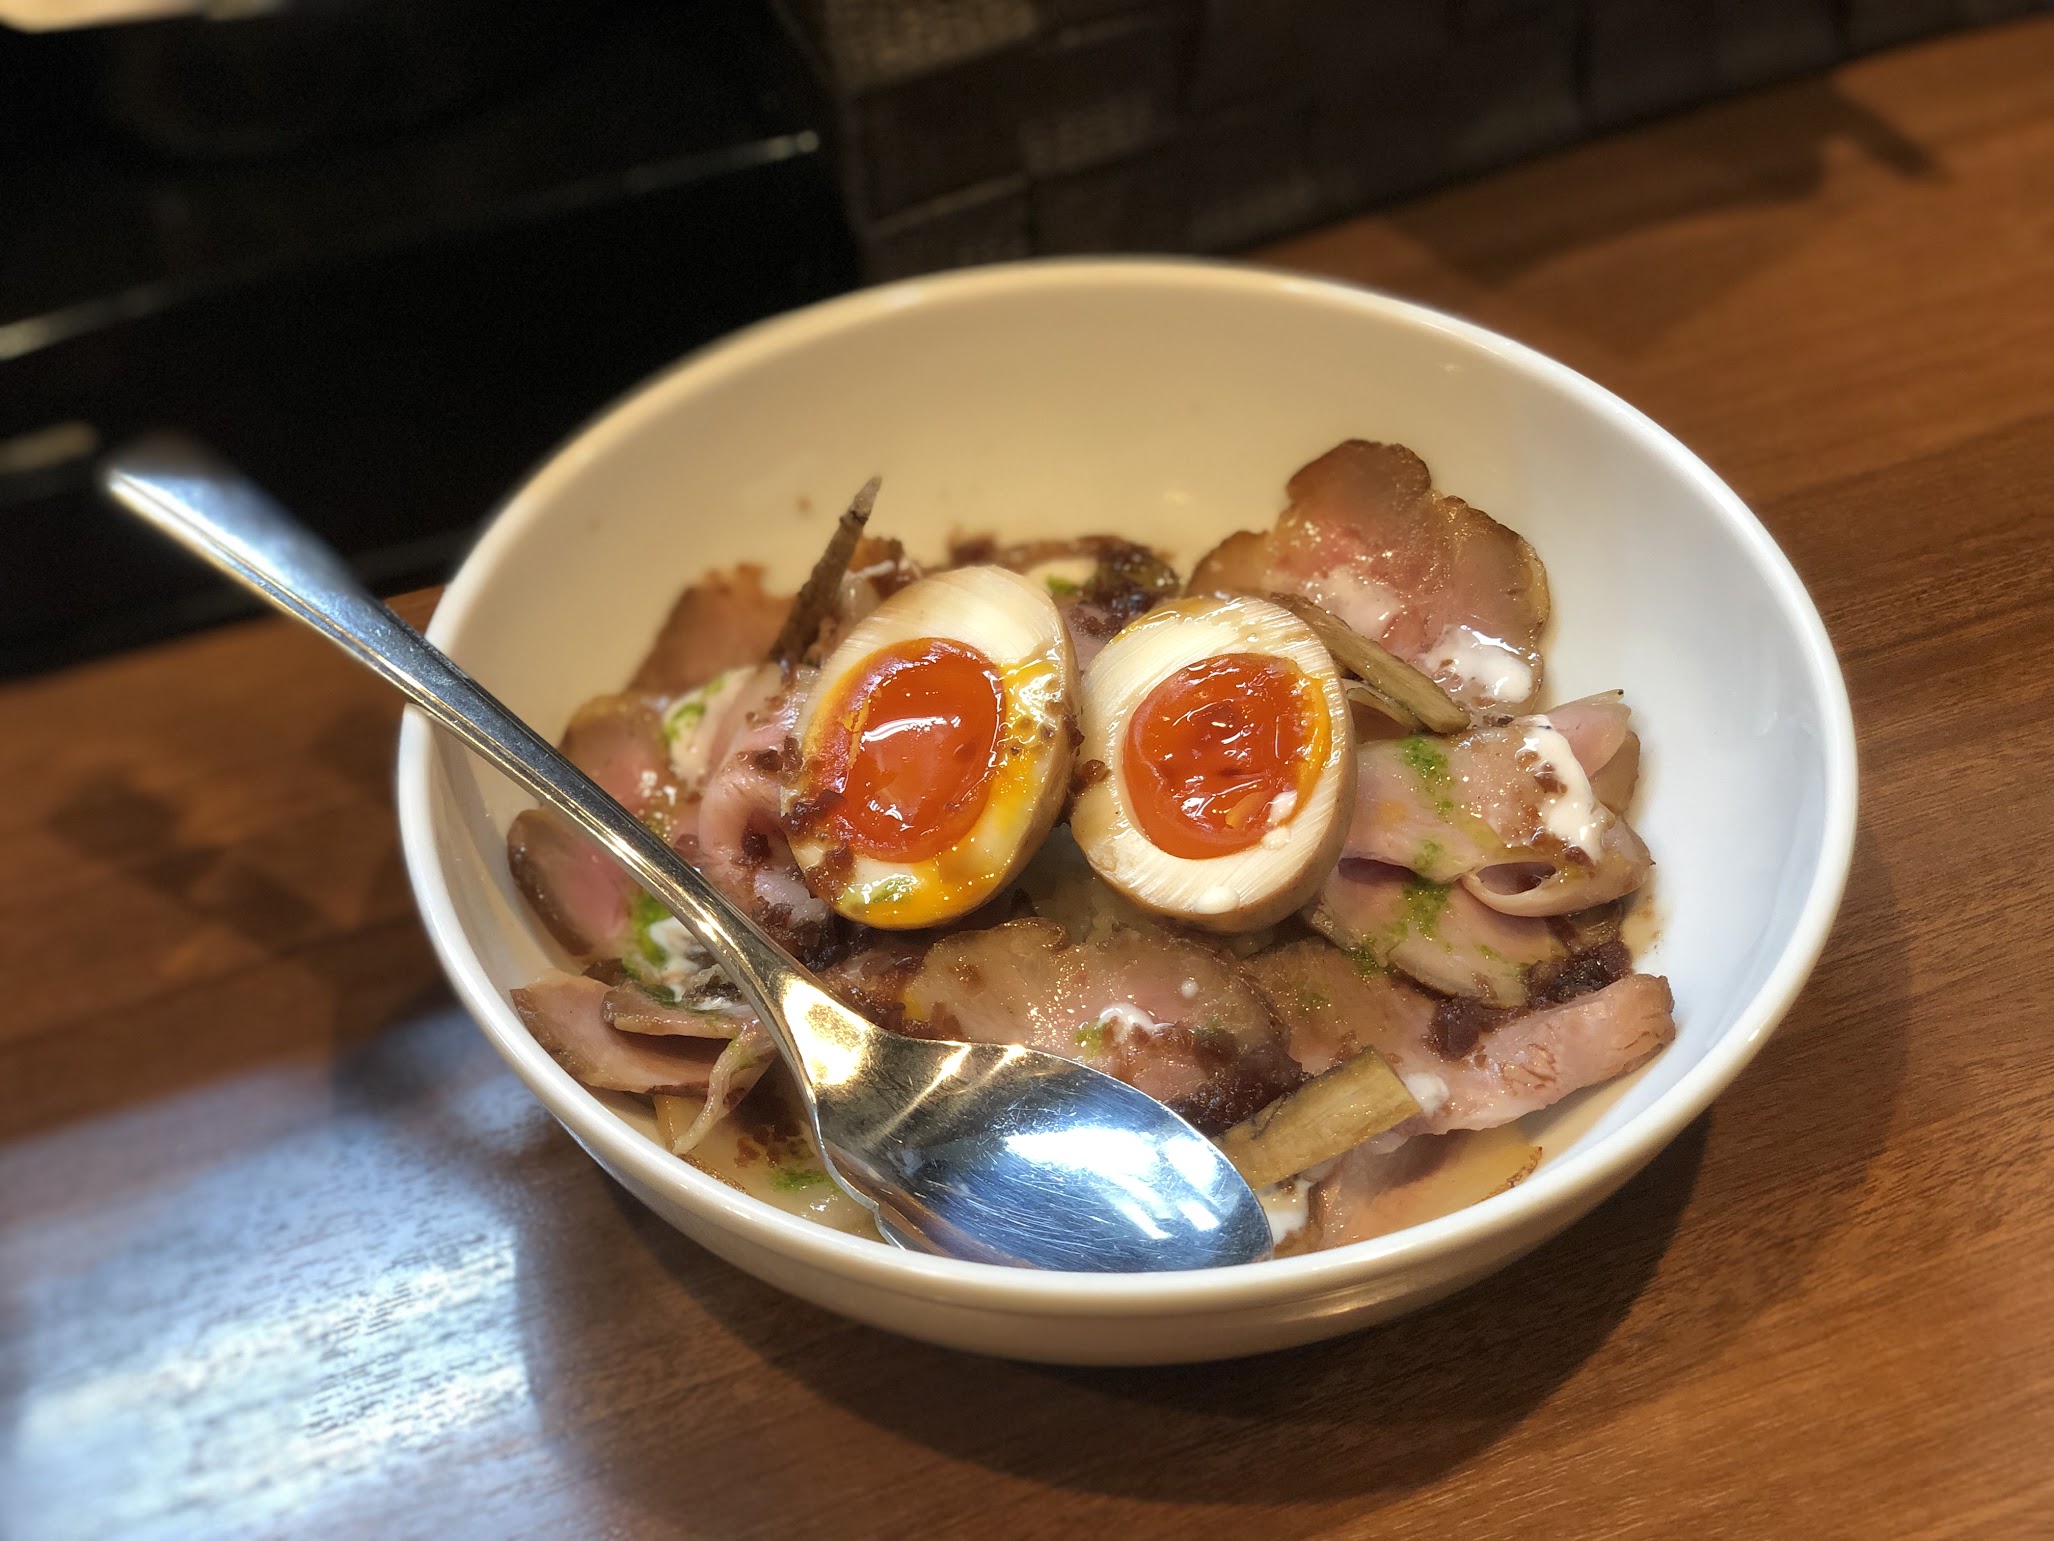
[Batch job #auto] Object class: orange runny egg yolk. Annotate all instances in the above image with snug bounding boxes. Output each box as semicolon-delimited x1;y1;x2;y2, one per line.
1124;652;1321;860
808;638;1005;863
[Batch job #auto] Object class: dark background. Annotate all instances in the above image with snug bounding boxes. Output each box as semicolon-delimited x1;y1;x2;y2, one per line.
0;0;851;673
2;0;2040;674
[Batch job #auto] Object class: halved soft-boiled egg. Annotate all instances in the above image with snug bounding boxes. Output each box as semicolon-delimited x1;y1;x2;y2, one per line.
782;566;1077;928
1072;594;1355;931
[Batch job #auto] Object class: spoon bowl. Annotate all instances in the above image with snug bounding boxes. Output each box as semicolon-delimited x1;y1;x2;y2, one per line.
98;433;1273;1274
816;1024;1268;1269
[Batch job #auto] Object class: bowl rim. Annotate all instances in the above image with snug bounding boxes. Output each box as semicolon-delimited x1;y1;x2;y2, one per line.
396;255;1859;1314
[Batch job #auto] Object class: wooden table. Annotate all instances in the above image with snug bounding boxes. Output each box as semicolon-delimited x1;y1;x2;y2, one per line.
5;20;2052;1539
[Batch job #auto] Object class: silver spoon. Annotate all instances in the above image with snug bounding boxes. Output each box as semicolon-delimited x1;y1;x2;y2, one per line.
101;435;1273;1272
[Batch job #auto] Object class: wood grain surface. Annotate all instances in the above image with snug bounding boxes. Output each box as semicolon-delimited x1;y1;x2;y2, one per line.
5;20;2053;1540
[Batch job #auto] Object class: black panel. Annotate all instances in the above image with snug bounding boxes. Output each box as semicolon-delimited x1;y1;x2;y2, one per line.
0;1;852;675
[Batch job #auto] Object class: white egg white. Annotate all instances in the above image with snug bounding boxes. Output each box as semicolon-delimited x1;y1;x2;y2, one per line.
784;565;1077;928
1072;594;1355;931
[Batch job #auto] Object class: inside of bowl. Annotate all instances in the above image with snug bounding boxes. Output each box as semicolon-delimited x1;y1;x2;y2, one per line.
418;265;1841;1229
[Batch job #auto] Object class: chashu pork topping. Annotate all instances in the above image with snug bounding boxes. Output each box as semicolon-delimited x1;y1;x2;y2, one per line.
901;917;1303;1133
514;972;776;1157
1188;441;1550;711
507;808;636;961
1309;1125;1543;1252
630;565;791;696
1244;939;1674;1138
1308;858;1565;1008
559;692;682;829
1343;706;1653;918
515;971;731;1095
691;673;833;954
507;664;831;965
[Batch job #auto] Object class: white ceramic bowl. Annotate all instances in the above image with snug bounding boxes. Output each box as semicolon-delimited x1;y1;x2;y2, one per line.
396;259;1856;1366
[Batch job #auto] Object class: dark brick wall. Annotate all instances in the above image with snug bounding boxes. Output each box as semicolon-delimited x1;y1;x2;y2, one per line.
774;0;2050;276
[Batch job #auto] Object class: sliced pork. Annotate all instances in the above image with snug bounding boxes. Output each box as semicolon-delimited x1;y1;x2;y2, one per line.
506;690;681;962
513;971;776;1147
1544;691;1632;776
507;809;635;960
1404;973;1674;1133
560;692;681;828
1188;441;1549;711
512;970;729;1095
650;1023;777;1154
1241;938;1438;1076
693;677;832;955
1345;714;1652;917
602;980;756;1039
1245;939;1674;1136
1539;689;1641;812
1310;1125;1542;1250
631;564;791;695
506;666;798;965
901;918;1302;1133
1308;858;1563;1007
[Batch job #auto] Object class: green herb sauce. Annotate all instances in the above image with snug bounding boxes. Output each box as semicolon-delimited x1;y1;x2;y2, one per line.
1400;875;1451;939
1397;734;1457;817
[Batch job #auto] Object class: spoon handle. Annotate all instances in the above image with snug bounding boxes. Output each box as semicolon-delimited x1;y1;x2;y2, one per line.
97;434;864;1094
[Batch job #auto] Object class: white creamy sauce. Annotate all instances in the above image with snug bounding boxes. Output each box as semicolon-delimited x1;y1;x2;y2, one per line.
639;915;735;1005
644;915;700;961
1519;718;1606;857
1255;785;1299;850
1095;1002;1171;1039
1429;623;1534;705
1257;1175;1315;1244
1402;1071;1451;1116
1305;567;1402;638
664;668;754;791
1006;663;1069;733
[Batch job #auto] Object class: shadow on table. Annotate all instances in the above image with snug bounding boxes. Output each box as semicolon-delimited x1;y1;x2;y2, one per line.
1358;78;1940;356
511;827;1906;1530
21;745;442;1157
